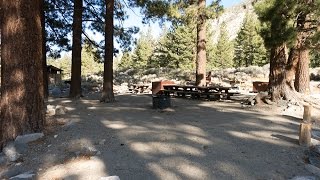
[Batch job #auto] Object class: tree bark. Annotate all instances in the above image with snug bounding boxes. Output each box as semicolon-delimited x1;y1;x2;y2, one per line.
285;47;299;90
295;48;310;93
0;0;45;148
100;0;115;102
70;0;83;98
269;44;290;101
195;0;206;86
40;0;48;99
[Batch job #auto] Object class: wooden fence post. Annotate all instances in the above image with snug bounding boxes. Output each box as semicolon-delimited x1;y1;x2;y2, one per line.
299;105;312;147
303;105;312;123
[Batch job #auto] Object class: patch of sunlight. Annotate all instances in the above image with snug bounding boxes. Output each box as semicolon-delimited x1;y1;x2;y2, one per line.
185;135;211;145
102;120;128;130
130;142;154;153
129;142;205;156
39;158;107;180
177;124;207;137
148;163;180;180
87;106;97;110
227;130;294;146
178;163;208;179
60;100;73;103
65;107;76;111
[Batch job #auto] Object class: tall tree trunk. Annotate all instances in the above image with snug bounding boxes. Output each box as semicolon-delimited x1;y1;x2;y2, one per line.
295;49;310;93
40;0;48;99
195;0;206;86
0;0;45;149
269;44;291;101
285;47;299;90
293;11;311;94
70;0;83;98
100;0;115;102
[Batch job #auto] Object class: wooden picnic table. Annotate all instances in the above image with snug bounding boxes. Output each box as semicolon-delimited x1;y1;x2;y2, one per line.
129;84;149;93
163;84;235;100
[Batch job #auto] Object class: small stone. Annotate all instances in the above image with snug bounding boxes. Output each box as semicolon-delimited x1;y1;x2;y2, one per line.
54;135;58;138
46;108;56;116
9;171;35;179
3;143;21;162
55;105;67;115
99;139;106;145
47;144;52;148
15;133;44;144
290;176;316;180
100;176;120;180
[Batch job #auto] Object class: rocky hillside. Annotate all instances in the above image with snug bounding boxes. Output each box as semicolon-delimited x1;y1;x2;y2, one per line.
210;0;256;42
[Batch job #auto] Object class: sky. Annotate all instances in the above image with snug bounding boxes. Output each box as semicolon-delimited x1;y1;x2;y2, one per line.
106;0;243;52
122;0;243;41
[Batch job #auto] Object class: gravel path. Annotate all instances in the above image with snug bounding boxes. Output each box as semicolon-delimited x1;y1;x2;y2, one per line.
1;94;316;180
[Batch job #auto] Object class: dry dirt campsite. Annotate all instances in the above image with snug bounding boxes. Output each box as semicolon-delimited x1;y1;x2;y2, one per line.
1;88;320;180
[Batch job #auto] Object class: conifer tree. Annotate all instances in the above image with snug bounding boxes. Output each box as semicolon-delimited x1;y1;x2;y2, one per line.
131;29;156;70
255;0;320;100
214;23;234;68
131;0;222;86
234;13;267;67
1;0;45;149
152;23;196;70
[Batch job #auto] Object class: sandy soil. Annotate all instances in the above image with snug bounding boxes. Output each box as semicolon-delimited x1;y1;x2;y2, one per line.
1;93;319;180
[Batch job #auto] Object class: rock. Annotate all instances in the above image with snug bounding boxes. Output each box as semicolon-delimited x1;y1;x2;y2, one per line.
3;142;22;162
98;139;106;145
290;176;316;180
15;133;44;144
46;108;56;116
100;176;120;180
9;171;35;180
46;105;56;116
55;105;67;115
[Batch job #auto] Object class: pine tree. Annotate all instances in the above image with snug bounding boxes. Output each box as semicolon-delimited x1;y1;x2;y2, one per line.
131;0;223;86
101;0;115;103
214;23;234;68
310;49;320;68
255;0;320;100
234;13;267;67
1;0;45;149
151;23;196;70
81;39;103;75
131;29;156;70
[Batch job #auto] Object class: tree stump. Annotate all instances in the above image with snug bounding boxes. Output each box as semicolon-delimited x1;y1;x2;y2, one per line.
299;122;311;147
303;105;312;123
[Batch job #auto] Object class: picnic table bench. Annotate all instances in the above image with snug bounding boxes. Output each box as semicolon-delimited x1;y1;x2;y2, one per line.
162;84;238;100
129;84;149;94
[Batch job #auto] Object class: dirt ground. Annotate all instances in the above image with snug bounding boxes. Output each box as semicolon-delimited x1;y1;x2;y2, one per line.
1;93;320;180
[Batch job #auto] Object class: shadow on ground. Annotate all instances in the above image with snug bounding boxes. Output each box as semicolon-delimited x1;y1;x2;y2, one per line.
2;94;313;180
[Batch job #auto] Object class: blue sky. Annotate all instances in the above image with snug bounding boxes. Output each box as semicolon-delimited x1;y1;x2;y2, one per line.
110;0;243;52
123;0;243;38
